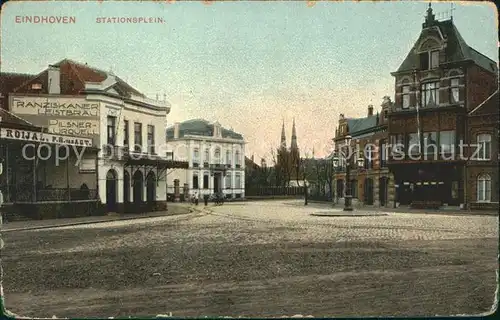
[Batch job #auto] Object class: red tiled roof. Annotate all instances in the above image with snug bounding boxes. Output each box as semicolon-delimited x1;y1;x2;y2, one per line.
11;59;145;98
0;72;36;95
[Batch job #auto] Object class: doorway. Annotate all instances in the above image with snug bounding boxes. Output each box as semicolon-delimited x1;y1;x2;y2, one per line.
146;171;156;203
213;173;222;193
133;170;143;204
106;169;118;212
364;178;374;205
379;177;388;206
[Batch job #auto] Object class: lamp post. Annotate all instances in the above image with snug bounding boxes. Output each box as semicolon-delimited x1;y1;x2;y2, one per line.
332;135;364;211
303;159;308;206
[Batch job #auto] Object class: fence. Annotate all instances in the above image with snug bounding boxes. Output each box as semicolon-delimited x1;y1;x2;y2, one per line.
245;186;305;197
5;186;98;203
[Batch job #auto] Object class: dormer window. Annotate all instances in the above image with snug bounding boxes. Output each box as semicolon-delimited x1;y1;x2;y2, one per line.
419;49;440;70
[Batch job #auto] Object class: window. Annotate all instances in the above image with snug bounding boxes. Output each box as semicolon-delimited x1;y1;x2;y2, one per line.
450;78;460;103
402;85;410;109
364;145;374;169
134;122;142;152
379;139;387;167
107;116;116;145
193;173;199;189
147;125;155;154
390;134;405;156
203;173;209;189
477;174;491;202
214;148;221;164
420;50;439;70
408;133;420;155
226;150;231;166
123;120;129;147
420;52;429;70
204;149;209;163
235;173;241;189
439;131;455;155
193;148;200;164
477;134;491;160
423;132;438;157
235;151;240;167
421;82;439;107
430;50;439;69
225;174;232;189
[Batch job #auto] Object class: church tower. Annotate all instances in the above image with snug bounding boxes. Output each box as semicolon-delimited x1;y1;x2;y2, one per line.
280;119;287;150
289;117;300;165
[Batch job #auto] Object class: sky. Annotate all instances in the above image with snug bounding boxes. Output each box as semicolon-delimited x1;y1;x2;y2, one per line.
1;0;498;162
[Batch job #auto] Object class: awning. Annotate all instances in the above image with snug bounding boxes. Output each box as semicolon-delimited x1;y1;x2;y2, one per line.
124;154;189;169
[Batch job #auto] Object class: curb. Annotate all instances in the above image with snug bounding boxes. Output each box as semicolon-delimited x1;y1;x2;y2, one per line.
1;208;196;232
310;212;388;217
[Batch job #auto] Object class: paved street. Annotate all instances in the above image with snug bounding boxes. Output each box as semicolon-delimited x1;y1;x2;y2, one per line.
1;200;498;318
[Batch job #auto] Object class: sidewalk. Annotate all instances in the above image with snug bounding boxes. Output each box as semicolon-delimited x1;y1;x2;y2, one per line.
283;200;499;216
1;203;196;232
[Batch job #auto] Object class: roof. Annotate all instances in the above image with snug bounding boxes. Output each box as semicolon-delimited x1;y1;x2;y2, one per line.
166;118;244;140
0;108;42;130
0;72;36;96
395;19;497;74
347;115;378;136
10;59;145;98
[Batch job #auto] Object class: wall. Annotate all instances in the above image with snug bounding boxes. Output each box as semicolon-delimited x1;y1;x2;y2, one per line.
9;94;100;146
166;137;246;198
466;65;497;111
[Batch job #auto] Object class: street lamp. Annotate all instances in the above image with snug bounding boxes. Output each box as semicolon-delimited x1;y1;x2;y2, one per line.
333;135;361;211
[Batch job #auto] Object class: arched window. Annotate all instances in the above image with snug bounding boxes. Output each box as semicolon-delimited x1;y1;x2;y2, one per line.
225;173;232;189
192;172;199;189
235;150;240;167
193;148;200;164
203;172;209;189
226;150;231;166
204;149;210;164
477;174;491;202
477;134;491;160
214;147;221;164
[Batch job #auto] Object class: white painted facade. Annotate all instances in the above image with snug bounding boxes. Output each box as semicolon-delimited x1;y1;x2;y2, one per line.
166;121;246;199
88;86;172;205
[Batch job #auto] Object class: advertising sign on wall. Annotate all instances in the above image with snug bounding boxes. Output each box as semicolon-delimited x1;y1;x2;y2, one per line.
9;95;100;142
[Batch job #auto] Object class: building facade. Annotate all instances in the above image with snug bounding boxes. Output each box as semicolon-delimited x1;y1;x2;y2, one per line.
165;119;246;200
1;59;188;217
388;5;498;209
333;98;395;208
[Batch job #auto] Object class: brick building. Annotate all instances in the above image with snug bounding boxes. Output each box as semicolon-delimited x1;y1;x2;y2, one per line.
465;90;499;210
388;5;498;209
333;97;394;208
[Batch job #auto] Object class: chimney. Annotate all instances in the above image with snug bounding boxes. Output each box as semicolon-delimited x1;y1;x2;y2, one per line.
251;154;254;162
174;122;180;139
48;65;60;94
368;105;374;116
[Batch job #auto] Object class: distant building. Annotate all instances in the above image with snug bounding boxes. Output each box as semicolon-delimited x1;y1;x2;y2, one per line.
165;119;246;200
333;99;393;207
388;4;498;209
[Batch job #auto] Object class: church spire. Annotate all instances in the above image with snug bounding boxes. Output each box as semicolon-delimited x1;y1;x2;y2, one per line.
291;117;298;150
280;119;287;149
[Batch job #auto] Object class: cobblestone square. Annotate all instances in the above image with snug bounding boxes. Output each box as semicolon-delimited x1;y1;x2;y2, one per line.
1;201;498;318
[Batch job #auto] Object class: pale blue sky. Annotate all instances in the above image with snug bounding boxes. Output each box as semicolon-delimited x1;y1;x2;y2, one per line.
1;0;497;161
